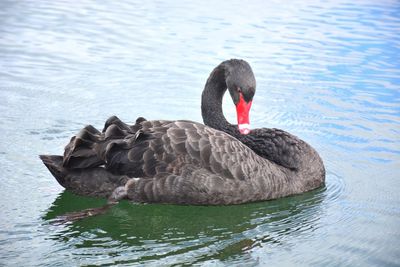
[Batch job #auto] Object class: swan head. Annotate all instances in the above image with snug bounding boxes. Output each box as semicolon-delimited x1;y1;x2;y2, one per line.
225;59;256;135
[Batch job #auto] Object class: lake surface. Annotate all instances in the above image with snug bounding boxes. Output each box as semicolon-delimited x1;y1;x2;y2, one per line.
0;0;399;266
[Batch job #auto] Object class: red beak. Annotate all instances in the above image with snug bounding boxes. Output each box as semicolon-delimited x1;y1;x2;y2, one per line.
235;93;252;135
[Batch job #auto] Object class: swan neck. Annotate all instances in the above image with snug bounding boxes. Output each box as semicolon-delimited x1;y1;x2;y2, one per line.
201;64;231;130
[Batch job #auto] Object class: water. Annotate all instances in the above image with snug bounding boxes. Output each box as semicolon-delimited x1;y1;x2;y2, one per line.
0;0;399;266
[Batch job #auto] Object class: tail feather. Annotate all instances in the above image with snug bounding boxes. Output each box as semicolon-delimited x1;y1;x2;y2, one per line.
39;155;67;188
63;125;105;169
40;154;130;198
40;116;145;198
61;116;142;169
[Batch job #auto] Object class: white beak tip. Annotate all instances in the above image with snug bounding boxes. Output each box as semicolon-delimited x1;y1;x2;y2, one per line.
238;124;251;135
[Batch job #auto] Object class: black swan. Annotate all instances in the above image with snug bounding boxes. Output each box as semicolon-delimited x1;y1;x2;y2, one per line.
40;59;325;207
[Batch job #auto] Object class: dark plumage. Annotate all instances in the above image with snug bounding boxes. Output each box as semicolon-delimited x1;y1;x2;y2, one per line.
40;59;325;206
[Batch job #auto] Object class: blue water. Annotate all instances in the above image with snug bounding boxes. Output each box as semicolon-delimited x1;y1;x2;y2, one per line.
0;0;399;266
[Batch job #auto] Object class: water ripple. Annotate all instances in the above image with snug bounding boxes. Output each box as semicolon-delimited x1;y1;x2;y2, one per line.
1;0;399;266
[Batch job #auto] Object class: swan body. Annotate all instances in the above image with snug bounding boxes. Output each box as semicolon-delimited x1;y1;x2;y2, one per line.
40;59;325;205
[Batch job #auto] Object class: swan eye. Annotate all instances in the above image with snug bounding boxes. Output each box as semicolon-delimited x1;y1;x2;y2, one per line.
248;87;255;96
237;87;242;93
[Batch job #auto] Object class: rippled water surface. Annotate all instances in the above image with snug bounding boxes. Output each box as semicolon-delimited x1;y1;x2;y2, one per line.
1;0;399;266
